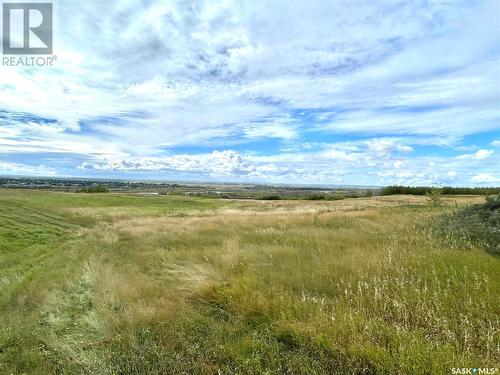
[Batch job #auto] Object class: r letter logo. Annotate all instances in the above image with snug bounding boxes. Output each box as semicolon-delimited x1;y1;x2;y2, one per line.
3;3;53;54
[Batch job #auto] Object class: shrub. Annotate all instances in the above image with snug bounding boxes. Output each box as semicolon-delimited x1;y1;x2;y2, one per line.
435;195;500;254
307;194;326;200
259;195;282;200
327;195;345;201
426;187;443;206
345;193;361;198
76;185;109;193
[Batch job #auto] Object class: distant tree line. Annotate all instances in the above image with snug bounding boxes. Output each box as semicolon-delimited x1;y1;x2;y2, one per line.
380;185;500;196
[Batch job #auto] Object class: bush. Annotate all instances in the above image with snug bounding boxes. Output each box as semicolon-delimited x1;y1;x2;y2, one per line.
76;185;109;193
327;195;345;201
426;187;443;206
307;194;326;200
259;195;281;200
435;195;500;254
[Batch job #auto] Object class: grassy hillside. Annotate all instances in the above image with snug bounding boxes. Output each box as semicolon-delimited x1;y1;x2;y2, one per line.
0;190;498;374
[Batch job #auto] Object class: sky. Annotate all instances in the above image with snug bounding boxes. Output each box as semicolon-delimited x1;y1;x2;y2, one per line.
0;0;499;186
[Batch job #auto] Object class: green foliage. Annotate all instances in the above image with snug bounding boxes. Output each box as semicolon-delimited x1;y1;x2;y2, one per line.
306;194;326;200
75;185;109;193
435;194;500;254
381;185;500;196
259;195;282;200
426;187;443;206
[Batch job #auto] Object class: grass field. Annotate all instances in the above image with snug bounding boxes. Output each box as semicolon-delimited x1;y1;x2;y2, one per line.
0;190;498;374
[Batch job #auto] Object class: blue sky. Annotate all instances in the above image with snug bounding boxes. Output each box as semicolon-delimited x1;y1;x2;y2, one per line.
0;0;499;186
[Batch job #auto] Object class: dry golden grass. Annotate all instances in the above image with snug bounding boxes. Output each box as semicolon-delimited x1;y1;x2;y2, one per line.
0;191;497;374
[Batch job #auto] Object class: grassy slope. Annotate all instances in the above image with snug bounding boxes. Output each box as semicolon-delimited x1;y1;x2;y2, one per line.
0;190;498;374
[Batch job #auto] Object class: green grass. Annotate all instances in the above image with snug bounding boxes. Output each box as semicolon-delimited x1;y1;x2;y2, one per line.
0;190;498;374
435;194;500;254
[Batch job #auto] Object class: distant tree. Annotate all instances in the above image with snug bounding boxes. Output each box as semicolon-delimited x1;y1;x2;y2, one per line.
426;187;443;206
259;195;281;200
76;185;109;193
307;194;326;200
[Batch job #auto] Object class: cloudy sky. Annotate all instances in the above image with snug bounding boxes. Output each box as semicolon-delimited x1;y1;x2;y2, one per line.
1;0;499;186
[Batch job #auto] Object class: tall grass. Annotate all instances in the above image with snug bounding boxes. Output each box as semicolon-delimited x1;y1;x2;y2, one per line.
435;194;500;254
0;190;498;374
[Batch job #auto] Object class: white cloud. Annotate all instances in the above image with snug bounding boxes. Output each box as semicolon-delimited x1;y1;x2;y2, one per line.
0;0;499;185
0;162;56;176
81;150;252;176
394;160;404;169
76;137;498;186
456;149;495;161
473;149;494;160
366;139;413;156
471;173;500;184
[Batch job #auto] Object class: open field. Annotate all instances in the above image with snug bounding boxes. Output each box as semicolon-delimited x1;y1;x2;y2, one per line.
0;190;498;374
